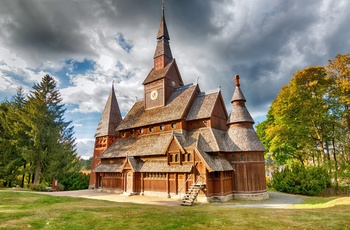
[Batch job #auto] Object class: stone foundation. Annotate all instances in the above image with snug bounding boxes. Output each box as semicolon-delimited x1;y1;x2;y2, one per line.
233;192;269;201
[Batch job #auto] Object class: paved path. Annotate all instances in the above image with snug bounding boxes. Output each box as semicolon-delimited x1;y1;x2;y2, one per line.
25;189;304;208
226;191;304;208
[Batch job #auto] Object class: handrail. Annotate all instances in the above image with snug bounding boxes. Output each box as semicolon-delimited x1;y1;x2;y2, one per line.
178;174;205;200
178;173;192;196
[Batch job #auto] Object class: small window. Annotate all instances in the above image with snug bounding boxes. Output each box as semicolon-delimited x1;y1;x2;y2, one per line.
250;154;254;161
232;155;236;161
130;129;134;135
149;127;154;132
175;154;179;162
214;171;220;178
182;154;186;161
240;154;245;161
188;153;191;161
121;132;126;137
139;128;143;134
160;124;165;131
171;123;177;129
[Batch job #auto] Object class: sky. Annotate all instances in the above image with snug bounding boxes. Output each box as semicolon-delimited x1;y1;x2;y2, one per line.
0;0;349;159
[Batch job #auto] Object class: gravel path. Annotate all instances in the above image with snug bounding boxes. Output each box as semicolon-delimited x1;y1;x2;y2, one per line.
23;189;304;208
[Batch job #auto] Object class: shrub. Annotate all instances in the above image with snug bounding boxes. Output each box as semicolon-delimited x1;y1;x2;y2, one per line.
57;172;90;191
56;183;65;191
272;164;330;196
28;183;48;192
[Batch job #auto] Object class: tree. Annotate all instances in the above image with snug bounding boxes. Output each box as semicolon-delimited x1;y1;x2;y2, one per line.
257;54;350;192
23;75;77;184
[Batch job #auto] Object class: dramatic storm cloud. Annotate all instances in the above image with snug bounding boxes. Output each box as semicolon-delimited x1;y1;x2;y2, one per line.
1;0;349;158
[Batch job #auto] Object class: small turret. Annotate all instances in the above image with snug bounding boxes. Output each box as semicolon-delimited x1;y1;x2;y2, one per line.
227;75;254;126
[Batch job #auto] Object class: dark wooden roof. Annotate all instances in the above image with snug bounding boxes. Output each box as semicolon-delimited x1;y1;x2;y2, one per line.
157;8;170;40
153;38;173;59
117;84;198;130
143;60;173;85
95;85;122;137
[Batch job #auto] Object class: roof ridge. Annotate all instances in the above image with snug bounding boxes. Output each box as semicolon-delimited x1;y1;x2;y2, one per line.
174;83;194;92
197;88;220;97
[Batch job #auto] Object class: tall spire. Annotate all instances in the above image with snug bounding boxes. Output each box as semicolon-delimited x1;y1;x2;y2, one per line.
157;0;170;40
227;75;254;125
153;0;173;70
95;84;123;137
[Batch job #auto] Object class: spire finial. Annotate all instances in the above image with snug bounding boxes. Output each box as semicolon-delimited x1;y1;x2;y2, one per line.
162;0;164;11
235;75;240;87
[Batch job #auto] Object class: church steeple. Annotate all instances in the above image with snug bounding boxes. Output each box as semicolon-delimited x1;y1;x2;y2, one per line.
153;1;173;71
227;75;254;125
95;84;122;137
90;83;123;188
142;1;183;110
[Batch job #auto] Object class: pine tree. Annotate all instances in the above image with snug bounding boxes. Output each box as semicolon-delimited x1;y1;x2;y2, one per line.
23;74;77;184
0;88;27;187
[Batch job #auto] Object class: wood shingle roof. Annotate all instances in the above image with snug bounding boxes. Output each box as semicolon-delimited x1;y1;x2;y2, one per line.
143;60;173;85
100;132;173;159
117;84;198;130
186;91;220;121
95;85;122;137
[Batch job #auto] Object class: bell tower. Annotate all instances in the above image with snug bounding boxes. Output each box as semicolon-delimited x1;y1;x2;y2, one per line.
143;1;184;110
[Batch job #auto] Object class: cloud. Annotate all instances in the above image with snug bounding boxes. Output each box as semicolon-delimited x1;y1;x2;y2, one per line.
1;0;350;157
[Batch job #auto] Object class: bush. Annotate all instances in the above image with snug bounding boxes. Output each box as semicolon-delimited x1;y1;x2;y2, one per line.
57;172;90;191
272;164;330;196
28;183;48;192
56;183;65;191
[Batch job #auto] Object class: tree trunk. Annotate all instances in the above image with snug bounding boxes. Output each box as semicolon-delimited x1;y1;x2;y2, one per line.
332;136;339;189
21;163;26;188
33;160;40;184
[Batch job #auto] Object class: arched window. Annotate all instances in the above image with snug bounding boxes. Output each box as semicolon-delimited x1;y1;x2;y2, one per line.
232;155;236;161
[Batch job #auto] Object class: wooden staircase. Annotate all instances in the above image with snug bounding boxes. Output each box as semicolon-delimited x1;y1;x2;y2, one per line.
180;183;205;206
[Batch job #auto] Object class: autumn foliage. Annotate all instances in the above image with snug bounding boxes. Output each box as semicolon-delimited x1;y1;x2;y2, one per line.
257;54;350;193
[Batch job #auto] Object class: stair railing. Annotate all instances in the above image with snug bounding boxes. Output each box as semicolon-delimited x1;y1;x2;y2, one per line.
178;174;205;200
178;174;192;200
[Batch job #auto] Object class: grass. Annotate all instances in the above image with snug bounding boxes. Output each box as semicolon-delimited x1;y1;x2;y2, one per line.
1;190;350;229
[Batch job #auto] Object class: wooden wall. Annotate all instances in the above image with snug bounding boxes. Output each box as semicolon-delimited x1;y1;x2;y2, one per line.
231;152;266;193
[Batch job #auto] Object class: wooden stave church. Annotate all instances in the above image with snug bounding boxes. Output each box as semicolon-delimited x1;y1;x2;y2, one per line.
89;5;268;202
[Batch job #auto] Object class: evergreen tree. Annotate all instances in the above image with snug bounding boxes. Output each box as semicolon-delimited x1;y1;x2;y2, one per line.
23;74;77;184
0;88;27;187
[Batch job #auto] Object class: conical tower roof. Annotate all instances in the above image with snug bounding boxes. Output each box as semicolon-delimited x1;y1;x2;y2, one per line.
226;75;264;151
227;75;254;125
153;3;173;59
157;5;170;40
95;84;122;138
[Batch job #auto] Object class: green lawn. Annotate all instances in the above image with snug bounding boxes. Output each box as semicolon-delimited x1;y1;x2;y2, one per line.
0;190;349;230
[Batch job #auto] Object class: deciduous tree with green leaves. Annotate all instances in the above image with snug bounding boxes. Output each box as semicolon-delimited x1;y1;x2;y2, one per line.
257;54;350;193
